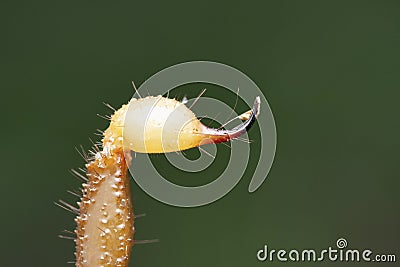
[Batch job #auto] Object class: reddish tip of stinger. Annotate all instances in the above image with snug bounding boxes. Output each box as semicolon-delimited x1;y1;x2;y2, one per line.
199;96;260;144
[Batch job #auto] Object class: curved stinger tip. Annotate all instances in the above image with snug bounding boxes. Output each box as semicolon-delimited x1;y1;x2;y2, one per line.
198;96;261;144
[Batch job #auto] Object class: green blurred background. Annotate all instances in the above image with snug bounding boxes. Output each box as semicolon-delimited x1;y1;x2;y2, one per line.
1;1;399;266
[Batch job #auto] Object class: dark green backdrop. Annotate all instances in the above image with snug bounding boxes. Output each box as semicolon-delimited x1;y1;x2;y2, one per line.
1;1;399;266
